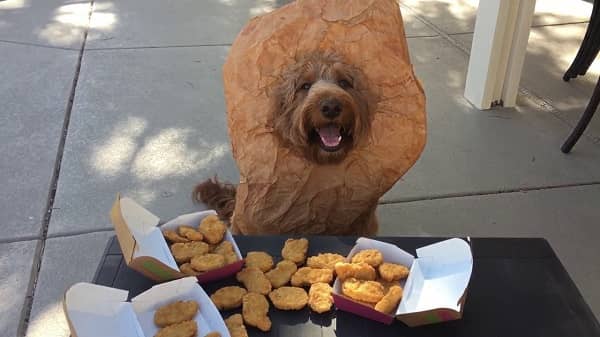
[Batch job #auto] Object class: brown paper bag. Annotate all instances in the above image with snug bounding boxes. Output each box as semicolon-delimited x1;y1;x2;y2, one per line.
223;0;426;235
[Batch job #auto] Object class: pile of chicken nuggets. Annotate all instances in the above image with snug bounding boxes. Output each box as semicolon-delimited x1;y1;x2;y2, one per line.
162;215;239;276
336;249;409;314
153;300;221;337
213;239;409;336
160;225;410;336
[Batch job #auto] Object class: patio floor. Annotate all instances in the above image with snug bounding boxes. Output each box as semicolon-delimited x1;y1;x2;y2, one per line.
1;0;599;336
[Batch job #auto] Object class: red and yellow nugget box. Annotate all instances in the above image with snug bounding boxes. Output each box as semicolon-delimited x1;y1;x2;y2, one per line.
110;194;243;283
332;238;473;327
64;277;230;337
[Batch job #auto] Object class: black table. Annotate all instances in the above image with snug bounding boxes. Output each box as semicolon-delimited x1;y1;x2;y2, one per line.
93;236;600;337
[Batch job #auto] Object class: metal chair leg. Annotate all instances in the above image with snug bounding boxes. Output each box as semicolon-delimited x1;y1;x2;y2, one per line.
561;75;600;153
564;0;600;81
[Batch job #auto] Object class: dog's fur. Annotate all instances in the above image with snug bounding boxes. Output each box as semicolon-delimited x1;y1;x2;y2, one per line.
193;176;236;220
194;52;375;232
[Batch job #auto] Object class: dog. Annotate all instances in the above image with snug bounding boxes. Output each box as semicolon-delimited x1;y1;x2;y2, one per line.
194;52;377;234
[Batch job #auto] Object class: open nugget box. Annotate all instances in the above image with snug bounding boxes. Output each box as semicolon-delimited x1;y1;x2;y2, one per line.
110;194;244;283
64;277;231;337
332;238;473;327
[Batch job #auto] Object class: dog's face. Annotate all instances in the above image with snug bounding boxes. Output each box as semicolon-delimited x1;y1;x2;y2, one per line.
271;53;372;164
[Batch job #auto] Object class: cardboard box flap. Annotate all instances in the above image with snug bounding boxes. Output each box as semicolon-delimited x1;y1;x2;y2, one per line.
396;238;472;315
131;277;230;337
110;194;136;263
66;283;129;310
65;283;145;337
111;196;178;270
131;277;198;311
132;227;178;270
119;197;160;237
415;238;473;273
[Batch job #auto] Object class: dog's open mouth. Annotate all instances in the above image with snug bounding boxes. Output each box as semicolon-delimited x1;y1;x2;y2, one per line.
313;124;349;152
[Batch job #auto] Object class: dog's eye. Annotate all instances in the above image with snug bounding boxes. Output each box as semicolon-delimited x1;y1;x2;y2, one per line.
300;83;312;91
339;79;353;89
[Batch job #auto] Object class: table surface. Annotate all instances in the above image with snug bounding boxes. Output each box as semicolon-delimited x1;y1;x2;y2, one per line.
93;236;600;337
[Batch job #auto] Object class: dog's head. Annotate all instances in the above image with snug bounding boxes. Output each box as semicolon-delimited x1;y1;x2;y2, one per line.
271;52;372;164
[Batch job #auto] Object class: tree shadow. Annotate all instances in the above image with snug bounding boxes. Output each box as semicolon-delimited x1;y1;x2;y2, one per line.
49;43;240;234
0;0;117;49
399;0;593;34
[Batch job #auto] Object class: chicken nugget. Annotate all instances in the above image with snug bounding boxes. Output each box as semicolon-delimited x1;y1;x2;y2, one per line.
341;278;384;303
212;241;234;254
374;285;403;314
377;278;400;294
154;320;197;337
210;286;247;310
281;238;309;265
179;263;200;276
245;251;274;272
268;286;308;310
224;314;248;337
236;267;272;295
171;241;210;263
223;251;239;265
163;230;189;243
351;249;383;267
308;282;333;313
204;332;221;337
198;215;227;244
178;225;204;241
242;293;271;332
211;241;239;264
191;253;225;272
290;267;333;287
334;262;376;281
154;300;199;327
265;260;297;288
307;253;345;270
378;262;410;282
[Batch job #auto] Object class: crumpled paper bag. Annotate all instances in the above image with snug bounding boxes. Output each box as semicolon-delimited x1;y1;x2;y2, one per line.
223;0;426;235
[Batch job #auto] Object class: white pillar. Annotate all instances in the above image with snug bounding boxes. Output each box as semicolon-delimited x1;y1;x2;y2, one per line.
464;0;536;109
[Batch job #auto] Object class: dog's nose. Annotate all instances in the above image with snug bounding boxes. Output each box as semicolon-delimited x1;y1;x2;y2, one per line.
320;98;342;119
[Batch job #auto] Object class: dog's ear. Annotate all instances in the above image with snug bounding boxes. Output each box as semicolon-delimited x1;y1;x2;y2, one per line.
270;65;301;140
270;61;310;148
339;63;374;146
272;70;298;116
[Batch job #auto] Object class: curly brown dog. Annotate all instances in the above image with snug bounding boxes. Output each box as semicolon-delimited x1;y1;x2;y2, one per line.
271;52;371;164
194;52;376;234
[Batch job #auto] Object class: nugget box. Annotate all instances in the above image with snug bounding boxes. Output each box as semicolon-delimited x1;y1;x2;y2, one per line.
332;238;473;327
110;194;244;283
64;277;230;337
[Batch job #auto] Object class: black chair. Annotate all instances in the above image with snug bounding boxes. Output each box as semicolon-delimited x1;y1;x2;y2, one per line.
561;0;600;153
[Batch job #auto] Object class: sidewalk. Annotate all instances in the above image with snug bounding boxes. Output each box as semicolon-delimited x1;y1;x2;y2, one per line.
1;1;599;336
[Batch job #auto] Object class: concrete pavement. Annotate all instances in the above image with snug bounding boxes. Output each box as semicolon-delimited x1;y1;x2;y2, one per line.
0;0;598;336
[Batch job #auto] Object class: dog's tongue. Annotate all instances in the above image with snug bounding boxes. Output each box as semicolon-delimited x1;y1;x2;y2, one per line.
317;125;342;147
